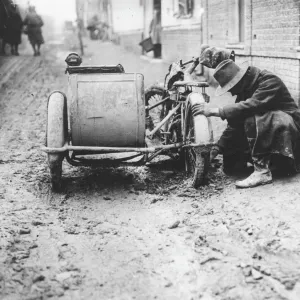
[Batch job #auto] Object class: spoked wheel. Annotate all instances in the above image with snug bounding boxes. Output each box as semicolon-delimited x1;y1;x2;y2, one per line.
185;107;209;188
145;85;169;135
46;92;68;191
168;118;184;163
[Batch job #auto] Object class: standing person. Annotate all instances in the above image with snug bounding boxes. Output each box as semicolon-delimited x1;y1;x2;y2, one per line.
4;4;23;55
23;6;44;56
193;59;300;188
149;8;162;59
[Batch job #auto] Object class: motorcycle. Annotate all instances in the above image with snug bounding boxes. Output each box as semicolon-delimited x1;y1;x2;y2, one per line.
145;57;214;187
43;53;214;190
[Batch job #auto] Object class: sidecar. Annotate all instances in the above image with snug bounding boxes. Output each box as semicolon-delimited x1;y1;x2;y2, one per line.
42;53;213;190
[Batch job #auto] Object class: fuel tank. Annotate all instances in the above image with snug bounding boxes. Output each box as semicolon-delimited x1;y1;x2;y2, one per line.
68;73;145;147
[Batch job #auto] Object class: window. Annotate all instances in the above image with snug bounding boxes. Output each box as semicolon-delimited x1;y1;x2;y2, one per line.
228;0;245;45
174;0;194;19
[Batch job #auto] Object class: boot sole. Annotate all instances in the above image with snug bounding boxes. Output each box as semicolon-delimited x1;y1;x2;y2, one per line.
235;179;273;189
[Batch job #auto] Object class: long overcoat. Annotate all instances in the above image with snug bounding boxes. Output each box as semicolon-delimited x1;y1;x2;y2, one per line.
5;10;23;44
149;15;161;44
23;12;44;45
218;66;300;171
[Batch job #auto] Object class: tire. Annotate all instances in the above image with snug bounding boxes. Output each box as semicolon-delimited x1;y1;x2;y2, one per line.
145;85;167;130
46;92;68;191
185;106;209;188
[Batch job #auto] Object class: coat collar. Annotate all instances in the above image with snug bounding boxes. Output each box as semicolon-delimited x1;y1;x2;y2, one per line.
244;66;261;91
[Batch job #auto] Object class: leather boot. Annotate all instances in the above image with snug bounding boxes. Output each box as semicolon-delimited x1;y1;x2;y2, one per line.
235;155;272;188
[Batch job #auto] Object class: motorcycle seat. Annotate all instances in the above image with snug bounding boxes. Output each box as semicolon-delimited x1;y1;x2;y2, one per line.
173;81;209;88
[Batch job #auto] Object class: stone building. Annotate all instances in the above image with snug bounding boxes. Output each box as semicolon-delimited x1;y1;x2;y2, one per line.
202;0;300;101
104;0;204;62
76;0;112;30
110;0;144;54
75;0;300;102
160;0;203;63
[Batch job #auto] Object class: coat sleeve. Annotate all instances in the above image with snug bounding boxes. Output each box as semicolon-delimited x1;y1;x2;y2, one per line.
221;74;281;119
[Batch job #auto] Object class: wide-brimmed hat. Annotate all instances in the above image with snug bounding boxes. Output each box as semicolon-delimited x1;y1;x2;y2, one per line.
213;59;249;96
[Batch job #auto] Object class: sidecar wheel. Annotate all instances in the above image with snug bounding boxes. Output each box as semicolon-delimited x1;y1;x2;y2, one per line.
46;92;68;191
185;110;209;188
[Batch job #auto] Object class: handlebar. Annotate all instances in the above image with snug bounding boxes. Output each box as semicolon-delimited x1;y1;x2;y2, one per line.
179;57;199;68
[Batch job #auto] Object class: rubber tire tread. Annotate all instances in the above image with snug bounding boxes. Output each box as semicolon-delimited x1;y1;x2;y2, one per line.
192;151;209;188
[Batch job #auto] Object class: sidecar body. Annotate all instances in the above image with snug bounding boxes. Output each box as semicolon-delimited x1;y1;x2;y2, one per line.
67;66;145;148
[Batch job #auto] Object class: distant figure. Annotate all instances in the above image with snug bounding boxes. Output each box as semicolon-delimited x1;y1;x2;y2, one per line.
23;6;44;56
149;8;162;58
0;4;23;56
87;15;109;41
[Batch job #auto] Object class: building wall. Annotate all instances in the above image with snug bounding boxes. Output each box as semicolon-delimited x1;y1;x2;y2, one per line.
202;0;300;102
111;0;144;32
162;26;202;63
110;1;204;63
109;0;144;54
161;0;204;63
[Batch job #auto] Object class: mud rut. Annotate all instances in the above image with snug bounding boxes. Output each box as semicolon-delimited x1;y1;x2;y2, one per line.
0;46;300;300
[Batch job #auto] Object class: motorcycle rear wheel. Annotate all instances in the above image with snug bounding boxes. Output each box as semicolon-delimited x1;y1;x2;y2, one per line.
145;85;168;130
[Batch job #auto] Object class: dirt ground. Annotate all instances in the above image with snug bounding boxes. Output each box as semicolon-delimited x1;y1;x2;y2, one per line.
1;39;300;300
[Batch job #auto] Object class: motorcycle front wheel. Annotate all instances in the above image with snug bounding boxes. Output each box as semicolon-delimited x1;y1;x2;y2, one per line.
185;107;210;188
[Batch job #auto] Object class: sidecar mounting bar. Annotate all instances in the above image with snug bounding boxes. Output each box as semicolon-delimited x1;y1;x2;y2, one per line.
146;96;169;111
41;141;185;154
147;103;181;139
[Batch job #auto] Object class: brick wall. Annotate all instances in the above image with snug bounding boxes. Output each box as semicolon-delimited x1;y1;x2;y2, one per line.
251;0;299;58
201;0;300;102
251;56;300;100
161;27;202;64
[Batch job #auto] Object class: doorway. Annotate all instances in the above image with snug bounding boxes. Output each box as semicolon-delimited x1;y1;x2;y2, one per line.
151;0;162;58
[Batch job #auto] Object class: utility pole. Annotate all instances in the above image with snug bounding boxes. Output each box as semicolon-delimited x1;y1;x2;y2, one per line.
75;0;84;56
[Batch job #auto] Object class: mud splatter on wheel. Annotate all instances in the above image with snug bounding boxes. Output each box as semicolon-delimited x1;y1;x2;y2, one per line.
46;92;68;191
185;106;209;188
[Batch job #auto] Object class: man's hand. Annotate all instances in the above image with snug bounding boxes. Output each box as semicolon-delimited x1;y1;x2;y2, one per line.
192;103;221;117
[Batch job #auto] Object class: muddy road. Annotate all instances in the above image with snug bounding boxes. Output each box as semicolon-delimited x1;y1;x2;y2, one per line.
1;42;300;300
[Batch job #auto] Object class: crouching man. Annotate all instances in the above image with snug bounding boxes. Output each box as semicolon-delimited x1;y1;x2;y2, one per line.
193;59;300;188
